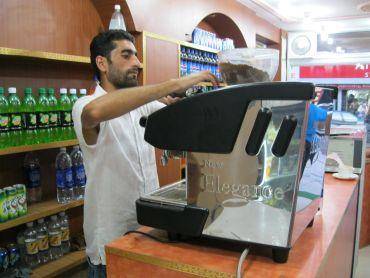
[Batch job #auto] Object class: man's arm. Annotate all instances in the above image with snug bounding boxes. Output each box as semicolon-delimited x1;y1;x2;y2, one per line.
81;71;217;144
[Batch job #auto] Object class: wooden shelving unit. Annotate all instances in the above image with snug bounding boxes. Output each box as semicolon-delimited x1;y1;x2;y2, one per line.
31;250;86;278
0;139;79;156
0;47;90;64
0;199;83;231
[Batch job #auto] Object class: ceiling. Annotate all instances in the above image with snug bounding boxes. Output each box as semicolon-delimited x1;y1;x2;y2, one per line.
238;0;370;53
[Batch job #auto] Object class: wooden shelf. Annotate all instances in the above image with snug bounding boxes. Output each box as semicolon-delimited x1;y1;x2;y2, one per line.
0;47;90;63
31;250;86;278
0;199;84;231
0;139;79;156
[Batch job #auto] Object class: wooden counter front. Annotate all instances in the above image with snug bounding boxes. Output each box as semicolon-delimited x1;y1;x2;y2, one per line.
106;174;358;278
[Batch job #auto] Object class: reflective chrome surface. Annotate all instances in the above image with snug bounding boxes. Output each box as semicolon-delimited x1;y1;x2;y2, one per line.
187;100;308;247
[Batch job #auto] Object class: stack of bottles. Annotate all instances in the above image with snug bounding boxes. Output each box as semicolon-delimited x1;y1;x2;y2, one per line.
13;212;71;270
56;146;86;204
192;27;235;51
0;184;27;223
0;87;87;148
180;47;222;81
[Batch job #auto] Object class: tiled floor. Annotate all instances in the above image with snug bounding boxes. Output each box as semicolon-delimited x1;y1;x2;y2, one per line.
355;245;370;278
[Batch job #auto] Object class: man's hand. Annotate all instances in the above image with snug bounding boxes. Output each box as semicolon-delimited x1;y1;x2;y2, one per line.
173;71;218;93
159;95;181;105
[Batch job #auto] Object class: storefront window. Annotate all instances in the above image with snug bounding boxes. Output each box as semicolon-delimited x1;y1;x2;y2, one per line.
345;90;370;123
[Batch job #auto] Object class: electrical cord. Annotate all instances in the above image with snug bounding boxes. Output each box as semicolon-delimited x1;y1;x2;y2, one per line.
236;247;250;278
123;230;178;243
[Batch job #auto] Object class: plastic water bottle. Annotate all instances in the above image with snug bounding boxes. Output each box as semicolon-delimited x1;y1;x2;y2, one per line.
8;87;23;146
58;212;70;254
48;215;63;260
22;88;38;145
23;152;42;203
0;87;10;148
36;218;51;263
47;88;59;141
58;88;72;140
16;230;27;265
79;88;87;98
36;88;50;143
56;147;74;203
109;4;126;30
24;222;40;268
70;145;86;199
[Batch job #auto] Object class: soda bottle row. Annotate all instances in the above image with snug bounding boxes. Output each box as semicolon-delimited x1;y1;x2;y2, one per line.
0;86;87;148
180;47;222;81
192;27;235;51
11;212;71;271
56;146;86;204
0;184;27;223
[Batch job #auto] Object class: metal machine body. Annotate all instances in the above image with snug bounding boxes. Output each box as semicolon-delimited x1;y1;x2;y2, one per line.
136;82;334;262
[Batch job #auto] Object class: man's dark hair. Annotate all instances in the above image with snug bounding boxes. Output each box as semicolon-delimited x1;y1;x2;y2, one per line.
90;30;135;81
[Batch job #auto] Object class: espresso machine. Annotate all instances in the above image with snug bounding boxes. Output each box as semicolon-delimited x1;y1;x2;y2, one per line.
136;49;335;263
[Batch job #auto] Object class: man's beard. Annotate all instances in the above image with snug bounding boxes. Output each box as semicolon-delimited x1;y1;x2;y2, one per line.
107;65;138;89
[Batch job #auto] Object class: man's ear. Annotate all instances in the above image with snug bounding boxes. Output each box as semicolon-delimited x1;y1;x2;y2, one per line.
96;56;108;74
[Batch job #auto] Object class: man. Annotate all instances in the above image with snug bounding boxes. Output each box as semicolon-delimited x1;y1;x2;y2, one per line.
72;30;217;277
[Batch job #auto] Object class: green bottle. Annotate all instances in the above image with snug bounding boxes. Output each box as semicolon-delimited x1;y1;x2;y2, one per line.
8;87;23;146
68;88;78;139
22;88;38;145
58;88;72;140
0;87;10;148
36;88;50;143
47;88;60;141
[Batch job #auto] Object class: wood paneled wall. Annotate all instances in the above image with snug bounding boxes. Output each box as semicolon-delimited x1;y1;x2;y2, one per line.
0;0;103;55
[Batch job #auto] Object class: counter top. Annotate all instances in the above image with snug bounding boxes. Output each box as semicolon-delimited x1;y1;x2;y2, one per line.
106;174;359;277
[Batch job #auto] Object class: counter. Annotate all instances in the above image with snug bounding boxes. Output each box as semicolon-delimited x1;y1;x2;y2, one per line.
105;174;358;277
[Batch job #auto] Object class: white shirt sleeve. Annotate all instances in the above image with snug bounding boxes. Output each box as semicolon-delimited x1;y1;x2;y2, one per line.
148;100;166;114
72;96;98;148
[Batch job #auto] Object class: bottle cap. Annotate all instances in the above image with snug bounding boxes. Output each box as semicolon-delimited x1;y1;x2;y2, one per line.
69;88;77;94
60;147;67;152
24;87;32;94
38;87;46;94
47;88;55;94
0;87;4;94
26;222;33;227
60;88;67;94
59;211;65;216
79;89;87;95
51;215;57;221
8;87;16;94
114;4;121;11
37;218;44;224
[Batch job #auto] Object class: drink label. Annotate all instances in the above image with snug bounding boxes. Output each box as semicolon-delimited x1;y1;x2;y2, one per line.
61;227;70;242
26;168;41;188
56;169;65;188
56;168;73;188
10;114;22;131
25;240;38;255
0;195;8;222
38;235;49;251
23;113;37;130
49;111;59;127
37;112;49;128
73;165;86;186
65;168;73;188
49;232;61;247
61;111;72;127
0;114;9;132
7;196;18;219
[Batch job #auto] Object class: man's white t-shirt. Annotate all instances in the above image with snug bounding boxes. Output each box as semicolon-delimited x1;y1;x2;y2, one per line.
72;84;165;265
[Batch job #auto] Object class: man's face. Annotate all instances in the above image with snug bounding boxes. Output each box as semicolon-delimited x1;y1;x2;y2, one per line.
106;40;141;89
